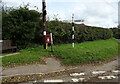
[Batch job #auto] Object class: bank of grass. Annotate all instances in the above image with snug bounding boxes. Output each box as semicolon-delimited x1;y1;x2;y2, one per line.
2;38;119;66
2;46;51;66
54;38;119;65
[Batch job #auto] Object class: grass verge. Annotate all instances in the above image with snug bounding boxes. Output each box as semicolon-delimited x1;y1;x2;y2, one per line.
54;38;119;65
2;38;119;66
2;46;51;66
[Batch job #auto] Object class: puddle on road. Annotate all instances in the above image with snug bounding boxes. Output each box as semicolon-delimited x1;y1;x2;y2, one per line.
112;70;120;73
98;75;117;80
71;78;79;82
44;79;63;82
92;70;106;75
71;77;86;82
70;72;85;77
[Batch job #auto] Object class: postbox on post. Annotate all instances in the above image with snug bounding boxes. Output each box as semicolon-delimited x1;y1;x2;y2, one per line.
45;33;54;51
45;34;51;44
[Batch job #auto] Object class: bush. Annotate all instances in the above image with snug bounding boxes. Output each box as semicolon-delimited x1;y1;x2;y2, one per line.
2;7;114;49
75;25;113;42
47;21;113;44
2;7;41;49
111;28;120;39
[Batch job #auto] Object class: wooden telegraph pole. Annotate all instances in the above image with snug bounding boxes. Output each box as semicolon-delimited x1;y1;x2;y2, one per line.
42;0;47;49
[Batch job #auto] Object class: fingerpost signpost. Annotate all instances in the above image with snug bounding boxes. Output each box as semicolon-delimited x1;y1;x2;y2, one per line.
63;14;84;48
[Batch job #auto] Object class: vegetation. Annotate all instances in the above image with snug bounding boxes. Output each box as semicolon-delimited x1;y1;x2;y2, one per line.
54;38;119;65
75;24;113;42
2;6;116;50
2;5;119;66
2;46;51;66
111;28;120;39
2;38;119;66
2;7;43;49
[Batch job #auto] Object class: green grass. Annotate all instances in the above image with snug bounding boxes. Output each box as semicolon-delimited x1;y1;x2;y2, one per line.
2;38;119;66
2;46;51;66
54;38;119;65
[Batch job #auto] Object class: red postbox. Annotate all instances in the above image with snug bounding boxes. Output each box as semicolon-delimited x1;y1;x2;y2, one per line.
45;34;51;43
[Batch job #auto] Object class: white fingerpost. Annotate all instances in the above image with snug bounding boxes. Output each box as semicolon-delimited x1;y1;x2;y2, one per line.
72;26;74;31
72;13;75;48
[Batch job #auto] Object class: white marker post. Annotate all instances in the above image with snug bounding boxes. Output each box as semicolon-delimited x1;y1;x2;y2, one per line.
63;14;84;48
50;33;53;52
72;14;75;48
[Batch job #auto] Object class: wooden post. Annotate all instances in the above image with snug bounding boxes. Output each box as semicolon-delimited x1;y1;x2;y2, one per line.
42;0;47;49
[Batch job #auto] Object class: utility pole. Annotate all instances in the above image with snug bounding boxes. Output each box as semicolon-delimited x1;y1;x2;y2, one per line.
72;14;75;48
42;0;47;49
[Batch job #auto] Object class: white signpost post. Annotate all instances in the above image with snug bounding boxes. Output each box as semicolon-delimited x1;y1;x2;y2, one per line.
63;14;84;48
72;14;75;48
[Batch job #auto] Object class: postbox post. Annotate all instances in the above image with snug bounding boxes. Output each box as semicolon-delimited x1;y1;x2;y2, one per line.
50;33;53;52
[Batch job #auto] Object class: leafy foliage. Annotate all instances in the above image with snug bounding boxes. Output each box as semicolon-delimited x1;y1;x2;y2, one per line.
2;7;42;49
2;7;114;49
47;22;113;44
111;28;120;39
47;21;71;44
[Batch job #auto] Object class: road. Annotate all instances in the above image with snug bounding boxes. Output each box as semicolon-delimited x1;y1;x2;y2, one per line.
2;57;119;83
30;57;119;83
7;57;117;83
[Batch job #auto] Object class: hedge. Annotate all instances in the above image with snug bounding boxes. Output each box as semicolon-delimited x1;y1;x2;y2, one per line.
2;7;114;49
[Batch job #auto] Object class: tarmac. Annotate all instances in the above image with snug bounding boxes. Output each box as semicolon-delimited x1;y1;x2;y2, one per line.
1;55;119;83
2;57;65;77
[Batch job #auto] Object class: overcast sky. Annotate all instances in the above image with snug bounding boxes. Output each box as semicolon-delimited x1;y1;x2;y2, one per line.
2;0;119;28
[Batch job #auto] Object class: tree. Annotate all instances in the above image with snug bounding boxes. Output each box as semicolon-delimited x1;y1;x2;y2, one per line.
2;7;41;49
111;27;120;39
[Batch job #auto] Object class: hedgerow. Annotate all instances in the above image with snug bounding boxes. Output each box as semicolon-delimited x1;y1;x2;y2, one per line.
2;7;115;49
